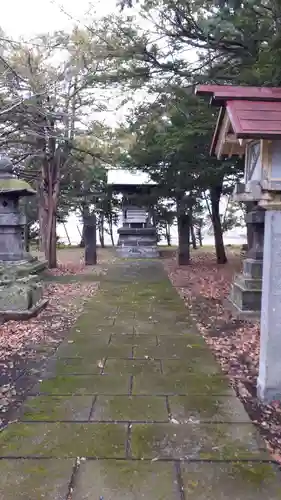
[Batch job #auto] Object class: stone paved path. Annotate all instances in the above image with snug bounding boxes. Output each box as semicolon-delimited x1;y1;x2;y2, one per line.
1;260;281;499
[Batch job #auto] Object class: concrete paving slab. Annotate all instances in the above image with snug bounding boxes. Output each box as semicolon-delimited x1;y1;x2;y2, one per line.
169;395;250;423
132;373;233;395
162;357;221;375
91;395;168;421
181;462;281;499
1;259;280;499
21;395;93;421
103;359;162;375
35;374;131;395
72;460;179;500
0;422;127;457
44;356;104;376
110;334;157;347
134;343;210;358
0;459;73;500
57;343;133;359
130;423;269;460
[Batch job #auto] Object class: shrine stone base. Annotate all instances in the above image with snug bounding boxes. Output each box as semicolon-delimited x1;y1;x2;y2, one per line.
227;258;262;320
117;227;159;259
117;245;159;258
0;258;48;323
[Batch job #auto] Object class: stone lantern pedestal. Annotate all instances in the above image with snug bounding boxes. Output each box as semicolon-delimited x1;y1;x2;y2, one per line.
0;158;47;322
228;184;264;319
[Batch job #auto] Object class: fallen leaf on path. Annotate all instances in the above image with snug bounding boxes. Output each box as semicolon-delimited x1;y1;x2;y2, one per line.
163;250;281;462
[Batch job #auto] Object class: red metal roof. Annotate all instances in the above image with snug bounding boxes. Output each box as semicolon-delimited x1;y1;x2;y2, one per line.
196;85;281;104
227;100;281;138
195;85;281;154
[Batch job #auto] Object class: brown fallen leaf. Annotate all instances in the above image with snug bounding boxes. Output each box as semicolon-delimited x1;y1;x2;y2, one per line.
163;250;281;463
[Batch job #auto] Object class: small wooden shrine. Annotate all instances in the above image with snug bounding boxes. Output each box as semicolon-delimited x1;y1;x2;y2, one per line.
196;85;281;402
107;170;159;258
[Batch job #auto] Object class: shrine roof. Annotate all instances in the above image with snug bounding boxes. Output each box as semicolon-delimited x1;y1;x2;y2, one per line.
196;85;281;156
196;85;281;105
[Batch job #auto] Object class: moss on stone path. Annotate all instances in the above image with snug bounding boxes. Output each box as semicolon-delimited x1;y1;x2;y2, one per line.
0;259;281;499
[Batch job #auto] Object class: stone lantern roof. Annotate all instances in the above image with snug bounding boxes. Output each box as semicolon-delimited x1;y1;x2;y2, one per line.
0;157;36;196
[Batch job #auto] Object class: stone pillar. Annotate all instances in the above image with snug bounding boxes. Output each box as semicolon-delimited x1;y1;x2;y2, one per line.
228;203;265;319
243;204;265;281
244;201;255;253
84;214;97;265
258;210;281;402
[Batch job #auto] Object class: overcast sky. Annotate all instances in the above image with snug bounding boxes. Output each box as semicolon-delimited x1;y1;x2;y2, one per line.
1;0;143;125
1;0;118;38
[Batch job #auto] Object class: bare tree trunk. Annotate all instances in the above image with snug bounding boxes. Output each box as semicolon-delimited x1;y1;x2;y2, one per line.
210;182;227;264
99;213;105;248
84;214;97;265
77;224;82;238
63;222;71;245
108;215;115;247
165;223;171;246
178;213;190;265
42;151;60;269
49;212;57;268
198;227;203;247
45;197;57;268
79;227;85;248
177;197;190;265
190;223;197;250
38;187;47;253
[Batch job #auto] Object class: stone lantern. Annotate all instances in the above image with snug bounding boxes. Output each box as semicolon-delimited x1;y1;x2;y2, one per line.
0;157;47;321
196;85;281;402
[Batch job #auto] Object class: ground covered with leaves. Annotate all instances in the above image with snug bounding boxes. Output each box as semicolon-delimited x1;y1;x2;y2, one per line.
34;247;116;276
0;248;112;428
163;249;281;463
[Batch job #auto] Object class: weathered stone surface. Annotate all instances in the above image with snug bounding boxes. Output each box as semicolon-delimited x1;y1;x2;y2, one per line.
131;423;269;460
72;461;179;500
258;210;281;402
134;342;209;358
57;344;132;359
44;356;104;376
103;359;162;375
0;459;73;499
91;395;168;421
162;358;221;375
117;245;159;258
21;395;93;421
181;462;281;499
35;374;130;395
132;373;233;395
0;422;127;457
1;258;280;499
0;158;46;318
227;202;264;319
169;395;250;423
110;334;157;347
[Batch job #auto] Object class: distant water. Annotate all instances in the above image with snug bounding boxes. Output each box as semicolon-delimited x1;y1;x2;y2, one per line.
57;213;247;247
